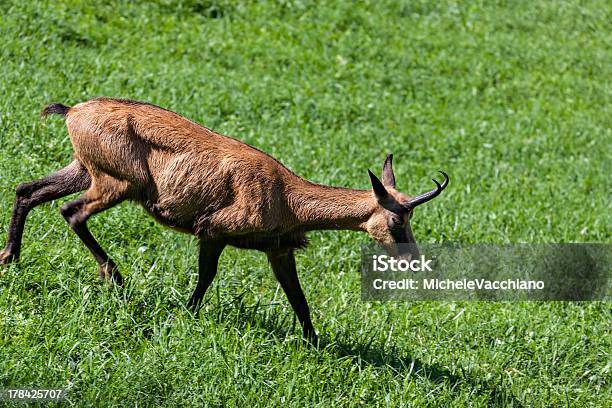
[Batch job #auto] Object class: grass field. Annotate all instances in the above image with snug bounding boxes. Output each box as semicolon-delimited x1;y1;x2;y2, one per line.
0;0;610;406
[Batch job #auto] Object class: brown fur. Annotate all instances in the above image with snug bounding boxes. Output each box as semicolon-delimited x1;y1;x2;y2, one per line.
0;97;448;342
63;97;388;247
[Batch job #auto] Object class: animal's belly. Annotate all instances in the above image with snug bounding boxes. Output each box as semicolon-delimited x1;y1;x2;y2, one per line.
225;232;308;252
142;201;196;234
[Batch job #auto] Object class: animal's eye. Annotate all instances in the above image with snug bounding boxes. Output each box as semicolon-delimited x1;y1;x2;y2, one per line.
388;216;402;229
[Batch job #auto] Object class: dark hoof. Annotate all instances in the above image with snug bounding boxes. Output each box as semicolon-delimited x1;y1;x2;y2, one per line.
304;330;319;346
187;297;203;314
0;249;17;265
99;263;123;286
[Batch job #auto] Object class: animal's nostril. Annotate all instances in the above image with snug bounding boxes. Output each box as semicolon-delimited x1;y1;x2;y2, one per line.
399;254;413;262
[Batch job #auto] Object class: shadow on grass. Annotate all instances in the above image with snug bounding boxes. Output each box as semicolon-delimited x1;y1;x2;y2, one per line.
204;293;525;407
106;286;524;407
326;338;458;383
326;338;524;407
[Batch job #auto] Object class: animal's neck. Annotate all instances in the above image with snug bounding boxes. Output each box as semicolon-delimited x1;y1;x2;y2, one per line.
287;178;376;231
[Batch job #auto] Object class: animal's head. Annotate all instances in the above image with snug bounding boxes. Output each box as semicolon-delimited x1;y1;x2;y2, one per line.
364;154;448;260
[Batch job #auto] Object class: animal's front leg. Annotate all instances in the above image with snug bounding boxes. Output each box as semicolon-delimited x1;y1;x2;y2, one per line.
187;240;226;311
266;249;317;344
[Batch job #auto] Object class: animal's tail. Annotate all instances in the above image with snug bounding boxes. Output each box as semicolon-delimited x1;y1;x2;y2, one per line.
40;103;71;119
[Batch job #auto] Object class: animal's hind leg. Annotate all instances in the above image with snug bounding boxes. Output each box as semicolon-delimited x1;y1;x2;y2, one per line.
60;176;130;285
0;160;91;265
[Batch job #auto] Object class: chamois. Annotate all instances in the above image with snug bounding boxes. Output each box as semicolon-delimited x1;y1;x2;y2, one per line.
0;97;448;342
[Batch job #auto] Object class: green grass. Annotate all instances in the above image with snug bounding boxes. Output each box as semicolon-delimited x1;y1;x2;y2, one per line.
0;0;610;406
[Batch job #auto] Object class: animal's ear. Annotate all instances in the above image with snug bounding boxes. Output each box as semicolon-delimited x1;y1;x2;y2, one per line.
382;153;396;188
368;169;389;201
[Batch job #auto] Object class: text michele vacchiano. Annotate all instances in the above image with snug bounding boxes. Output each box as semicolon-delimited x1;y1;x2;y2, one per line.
369;255;545;291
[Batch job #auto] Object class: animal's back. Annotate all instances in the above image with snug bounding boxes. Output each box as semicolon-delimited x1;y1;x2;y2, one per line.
67;97;226;154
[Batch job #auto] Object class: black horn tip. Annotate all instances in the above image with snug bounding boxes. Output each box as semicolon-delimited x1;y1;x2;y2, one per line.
438;171;449;188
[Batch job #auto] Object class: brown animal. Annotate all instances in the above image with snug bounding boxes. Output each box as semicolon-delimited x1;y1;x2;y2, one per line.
0;97;448;342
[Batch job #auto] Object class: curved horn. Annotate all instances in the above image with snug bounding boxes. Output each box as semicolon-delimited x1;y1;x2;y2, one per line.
405;171;449;208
